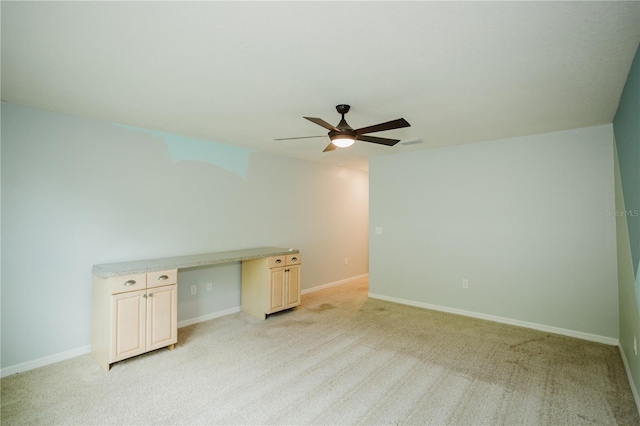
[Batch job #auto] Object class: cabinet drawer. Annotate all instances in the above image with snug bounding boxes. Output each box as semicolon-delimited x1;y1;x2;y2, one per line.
286;253;301;265
269;256;286;268
108;273;147;295
147;269;178;288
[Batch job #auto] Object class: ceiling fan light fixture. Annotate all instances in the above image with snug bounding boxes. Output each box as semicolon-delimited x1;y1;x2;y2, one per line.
330;135;356;148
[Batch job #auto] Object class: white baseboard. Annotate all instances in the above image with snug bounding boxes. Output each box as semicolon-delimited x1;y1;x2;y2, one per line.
177;306;241;328
302;273;369;295
368;292;619;346
619;344;640;415
1;345;91;378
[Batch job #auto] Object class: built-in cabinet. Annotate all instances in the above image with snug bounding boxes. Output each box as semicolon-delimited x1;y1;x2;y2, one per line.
242;253;301;319
91;247;301;370
91;269;178;370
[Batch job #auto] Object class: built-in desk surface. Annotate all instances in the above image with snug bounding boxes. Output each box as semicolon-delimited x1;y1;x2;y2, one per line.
92;246;298;277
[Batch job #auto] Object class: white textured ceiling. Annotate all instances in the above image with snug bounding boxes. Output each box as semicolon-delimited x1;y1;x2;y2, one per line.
2;1;639;171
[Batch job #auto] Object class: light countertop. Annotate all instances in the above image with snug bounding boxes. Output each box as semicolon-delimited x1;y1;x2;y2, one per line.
92;246;299;277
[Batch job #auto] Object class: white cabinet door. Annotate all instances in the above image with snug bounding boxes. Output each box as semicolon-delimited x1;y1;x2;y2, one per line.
146;285;178;351
269;267;286;313
112;289;146;362
286;265;301;308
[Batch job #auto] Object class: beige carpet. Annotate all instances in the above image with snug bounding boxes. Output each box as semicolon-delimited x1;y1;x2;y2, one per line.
1;277;638;425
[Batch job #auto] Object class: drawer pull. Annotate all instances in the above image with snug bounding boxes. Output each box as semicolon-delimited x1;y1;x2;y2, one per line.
292;257;298;261
123;280;136;286
275;259;282;264
158;275;169;281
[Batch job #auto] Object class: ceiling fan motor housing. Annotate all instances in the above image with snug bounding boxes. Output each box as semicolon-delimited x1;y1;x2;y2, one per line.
329;129;356;140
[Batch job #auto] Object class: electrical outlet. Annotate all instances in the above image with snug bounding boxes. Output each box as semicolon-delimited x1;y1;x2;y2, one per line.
344;257;348;265
462;279;469;289
190;285;197;295
375;227;383;235
207;283;213;292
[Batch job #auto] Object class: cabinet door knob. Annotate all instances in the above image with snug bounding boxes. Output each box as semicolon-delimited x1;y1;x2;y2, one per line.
124;280;136;286
158;275;169;281
143;294;147;298
285;268;290;272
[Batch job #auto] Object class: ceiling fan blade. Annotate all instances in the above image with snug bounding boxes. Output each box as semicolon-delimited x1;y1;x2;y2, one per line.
323;142;337;152
355;118;410;135
274;135;326;141
304;117;339;132
356;134;400;146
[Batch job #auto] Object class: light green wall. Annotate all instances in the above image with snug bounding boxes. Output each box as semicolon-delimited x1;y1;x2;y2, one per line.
613;42;640;404
615;144;640;399
369;125;618;339
0;103;370;370
613;44;640;278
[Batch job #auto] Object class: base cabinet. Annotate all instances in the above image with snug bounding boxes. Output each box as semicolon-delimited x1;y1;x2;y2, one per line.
92;270;178;370
242;253;301;319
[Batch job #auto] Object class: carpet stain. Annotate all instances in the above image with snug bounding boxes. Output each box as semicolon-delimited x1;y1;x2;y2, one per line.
509;336;548;355
308;303;335;313
505;359;530;371
578;413;598;423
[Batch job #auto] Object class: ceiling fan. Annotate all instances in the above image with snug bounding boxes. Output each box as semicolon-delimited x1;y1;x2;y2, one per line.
275;104;410;152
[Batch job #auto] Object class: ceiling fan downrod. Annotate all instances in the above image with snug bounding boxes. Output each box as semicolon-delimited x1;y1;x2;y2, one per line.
334;104;352;131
